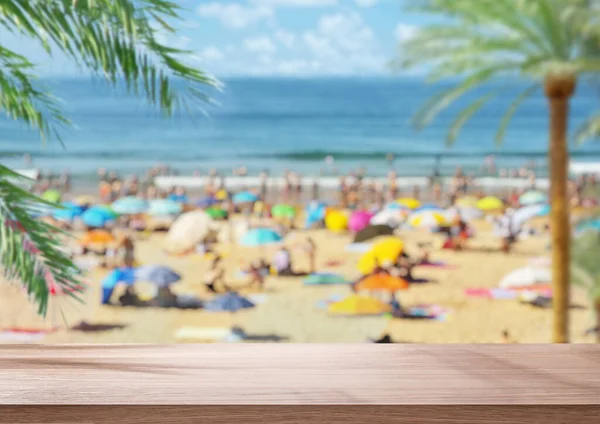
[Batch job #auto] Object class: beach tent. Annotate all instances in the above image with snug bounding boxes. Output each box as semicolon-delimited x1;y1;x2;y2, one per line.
240;228;282;247
112;196;148;215
511;204;547;234
304;273;349;286
325;210;348;232
353;225;394;243
355;273;409;292
101;267;137;304
232;191;258;204
396;198;421;210
165;210;214;254
328;294;391;316
370;208;406;228
519;191;548;206
499;267;551;289
204;292;255;312
52;202;84;222
41;189;61;204
81;206;117;228
148;199;182;216
476;196;504;212
271;204;296;219
135;265;181;288
349;210;373;233
409;211;448;229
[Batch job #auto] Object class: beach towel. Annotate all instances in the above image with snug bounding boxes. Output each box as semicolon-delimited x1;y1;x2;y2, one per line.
315;294;345;310
464;286;552;300
0;327;59;343
389;304;450;321
304;273;349;286
175;327;239;342
323;259;345;268
417;261;458;269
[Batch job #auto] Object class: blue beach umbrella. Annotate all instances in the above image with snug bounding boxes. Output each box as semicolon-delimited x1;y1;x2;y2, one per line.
148;199;182;216
135;265;181;288
112;196;148;215
168;193;189;204
204;292;255;312
101;267;137;304
81;206;116;228
305;201;326;228
52;202;85;222
240;228;282;247
537;204;550;217
196;196;218;208
233;191;259;204
519;191;548;206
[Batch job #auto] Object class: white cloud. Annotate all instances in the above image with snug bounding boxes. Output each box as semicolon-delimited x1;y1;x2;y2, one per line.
244;36;277;54
197;3;273;29
275;29;296;48
355;0;378;7
394;23;417;42
193;46;225;63
250;0;337;7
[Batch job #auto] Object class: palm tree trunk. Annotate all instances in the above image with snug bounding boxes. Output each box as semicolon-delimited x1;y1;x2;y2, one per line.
545;76;576;344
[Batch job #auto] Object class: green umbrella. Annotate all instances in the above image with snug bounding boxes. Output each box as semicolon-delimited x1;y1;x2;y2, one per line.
272;204;296;219
206;207;228;220
41;189;61;203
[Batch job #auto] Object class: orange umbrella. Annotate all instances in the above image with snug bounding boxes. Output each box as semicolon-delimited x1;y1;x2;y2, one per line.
79;230;116;246
355;273;409;292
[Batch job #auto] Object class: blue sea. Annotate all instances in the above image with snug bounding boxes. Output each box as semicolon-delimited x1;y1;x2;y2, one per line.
1;77;599;179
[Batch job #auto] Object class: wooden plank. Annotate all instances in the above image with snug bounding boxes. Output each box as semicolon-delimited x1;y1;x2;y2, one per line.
1;344;599;406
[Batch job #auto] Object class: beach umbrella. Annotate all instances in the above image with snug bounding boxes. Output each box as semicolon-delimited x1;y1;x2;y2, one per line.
349;210;374;233
305;201;326;228
499;267;551;289
511;204;547;233
73;195;96;206
415;203;443;213
81;206;116;228
477;196;504;212
205;207;228;220
409;211;448;228
168;193;189;204
196;197;218;208
41;189;61;204
396;197;421;210
444;207;482;222
370;208;406;228
519;190;548;206
112;196;148;215
355;273;409;292
79;230;116;247
215;189;228;201
325;210;348;232
232;191;258;204
52;202;84;222
357;237;404;275
304;273;349;286
386;202;411;212
101;267;137;304
240;228;282;247
271;204;296;219
455;196;478;208
204;292;255;312
148;199;182;216
328;294;391;316
537;204;550;217
353;225;394;243
135;265;181;288
165;210;214;254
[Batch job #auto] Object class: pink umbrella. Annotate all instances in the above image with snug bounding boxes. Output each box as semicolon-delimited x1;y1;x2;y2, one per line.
349;210;373;233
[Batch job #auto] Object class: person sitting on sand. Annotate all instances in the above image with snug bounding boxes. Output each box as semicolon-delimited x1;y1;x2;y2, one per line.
395;252;415;282
204;256;229;293
118;286;142;307
246;260;265;290
273;247;293;276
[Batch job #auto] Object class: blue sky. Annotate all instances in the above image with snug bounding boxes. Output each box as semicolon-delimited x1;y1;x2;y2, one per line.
4;0;425;78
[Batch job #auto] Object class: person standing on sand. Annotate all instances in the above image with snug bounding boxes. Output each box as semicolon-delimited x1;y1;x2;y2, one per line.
304;237;316;275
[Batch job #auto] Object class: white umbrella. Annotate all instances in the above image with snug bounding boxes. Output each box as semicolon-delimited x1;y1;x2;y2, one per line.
499;267;551;289
510;204;546;234
164;210;214;254
370;208;406;227
444;207;483;222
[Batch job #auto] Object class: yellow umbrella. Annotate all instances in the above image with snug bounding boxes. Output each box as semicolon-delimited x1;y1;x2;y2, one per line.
396;197;421;209
328;294;391;316
215;189;228;201
409;211;448;228
477;196;504;211
456;196;478;208
357;237;404;274
325;210;348;232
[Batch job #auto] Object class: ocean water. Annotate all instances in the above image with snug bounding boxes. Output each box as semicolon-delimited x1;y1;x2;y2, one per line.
1;77;599;179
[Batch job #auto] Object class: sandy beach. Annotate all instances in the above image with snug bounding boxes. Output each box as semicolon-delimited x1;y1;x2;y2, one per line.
0;215;594;344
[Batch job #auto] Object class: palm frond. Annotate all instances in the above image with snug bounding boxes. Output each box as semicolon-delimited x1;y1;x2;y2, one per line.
574;114;600;144
0;166;84;316
445;92;497;146
495;84;541;145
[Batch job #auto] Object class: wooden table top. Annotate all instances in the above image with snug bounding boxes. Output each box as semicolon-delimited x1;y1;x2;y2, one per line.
1;344;599;405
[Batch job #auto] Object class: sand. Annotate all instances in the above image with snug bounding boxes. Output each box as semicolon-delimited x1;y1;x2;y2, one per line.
0;219;595;344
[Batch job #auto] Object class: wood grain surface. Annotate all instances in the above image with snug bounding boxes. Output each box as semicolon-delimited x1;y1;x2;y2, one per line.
1;345;599;423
